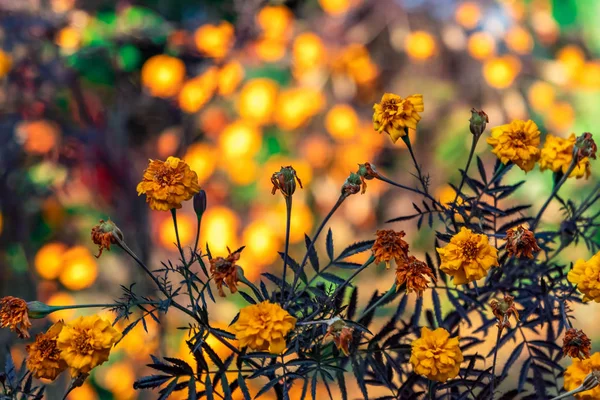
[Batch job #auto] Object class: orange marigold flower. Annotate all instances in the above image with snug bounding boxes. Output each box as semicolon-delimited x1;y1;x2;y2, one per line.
372;229;410;270
90;219;124;258
487;119;541;172
564;352;600;400
436;227;498;285
325;319;354;356
505;225;541;259
0;296;32;339
490;294;520;332
209;247;243;297
271;166;302;197
395;255;436;296
373;93;424;143
540;134;591;179
568;251;600;303
137;156;201;211
26;321;68;381
563;328;592;360
410;327;463;382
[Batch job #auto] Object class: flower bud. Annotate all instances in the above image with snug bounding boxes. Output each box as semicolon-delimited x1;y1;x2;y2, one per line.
341;172;362;196
574;132;597;162
469;108;488;137
26;301;53;319
271;166;302;197
357;162;380;194
193;189;207;218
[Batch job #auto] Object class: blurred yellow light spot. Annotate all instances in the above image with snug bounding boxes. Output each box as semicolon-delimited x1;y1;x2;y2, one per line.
257;5;293;39
194;21;234;59
46;292;76;322
332;44;379;85
455;2;481;29
293;32;326;72
55;27;80;52
527;81;555;112
557;45;585;82
201;207;239;254
546;102;574;131
318;0;353;15
67;382;98;400
141;54;186;98
159;213;195;249
226;157;259;186
35;242;68;280
505;26;533;54
238;79;279;125
275;87;325;131
467;32;496;60
219;121;262;159
98;362;136;400
405;31;437;61
255;38;287;62
183;143;218;184
483;55;521;89
325;104;358;140
59;246;98;291
577;62;600;89
243;220;280;266
302;135;332;169
0;50;11;79
178;68;218;113
218;61;244;96
16;120;60;155
157;128;181;159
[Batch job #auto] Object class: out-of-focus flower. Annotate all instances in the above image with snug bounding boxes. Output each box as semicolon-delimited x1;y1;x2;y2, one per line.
437;227;498;285
505;26;534;54
0;49;12;78
59;246;98;291
57;315;121;375
217;61;244;96
332;44;379;85
490;294;519;332
528;81;555;112
568;251;600;303
35;242;68;280
137;156;201;211
575;133;597;162
547;102;575;132
540;134;590;179
483;55;521;89
563;353;600;400
159;212;194;249
563;328;592;360
275;87;324;130
0;296;32;338
487;119;541;172
141;55;186;98
16;120;60;155
257;5;293;40
219;121;262;159
293;33;326;73
230;301;296;354
557;45;585;83
255;37;287;62
324;319;354;355
455;1;480;29
238;79;279;125
372;229;409;270
410;327;463;382
395;255;436;296
505;225;541;259
326;104;359;140
373;93;424;143
26;321;67;380
405;31;437;61
194;21;234;59
178;68;218;113
318;0;355;16
271;166;302;197
210;247;244;297
55;26;81;52
91;219;123;258
469;108;488;137
183;143;218;184
467;32;496;60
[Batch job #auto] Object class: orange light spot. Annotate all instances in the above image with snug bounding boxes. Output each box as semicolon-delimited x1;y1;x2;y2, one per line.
218;61;244;96
467;32;496;60
67;382;98;400
405;31;437;61
254;37;287;62
194;22;234;59
274;87;325;131
35;242;68;280
157;128;181;159
257;5;294;39
55;27;80;51
302;135;332;169
318;0;355;16
141;55;186;98
183;143;218;184
505;26;533;54
159;213;195;249
16;120;60;155
325;104;359;140
0;50;10;78
178;68;218;113
59;246;98;291
46;292;76;323
455;2;481;29
546;102;574;131
225;157;259;186
483;55;521;89
293;32;326;72
527;81;555;112
219;121;262;159
557;45;585;82
201;207;240;254
238;79;279;125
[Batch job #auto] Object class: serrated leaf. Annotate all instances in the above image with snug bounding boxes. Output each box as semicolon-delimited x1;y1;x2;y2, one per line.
326;229;334;261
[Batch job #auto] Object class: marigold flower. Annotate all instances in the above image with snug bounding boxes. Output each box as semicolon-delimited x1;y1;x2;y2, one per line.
563;328;592;360
0;296;32;338
487;119;541;172
57;315;122;375
271;166;302;197
540;134;591;179
567;251;600;303
436;227;498;285
410;327;463;382
90;219;124;258
564;352;600;400
324;320;354;356
490;294;520;332
209;247;244;297
137;156;201;211
26;321;67;380
505;225;541;259
372;229;410;270
230;301;296;354
372;93;424;143
395;255;436;296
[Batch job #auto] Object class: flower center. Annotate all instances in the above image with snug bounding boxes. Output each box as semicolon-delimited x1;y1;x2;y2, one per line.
461;239;479;261
38;338;61;359
383;99;406;117
73;331;94;354
153;167;176;187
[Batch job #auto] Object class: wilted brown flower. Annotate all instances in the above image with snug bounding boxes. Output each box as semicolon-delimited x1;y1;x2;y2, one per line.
563;328;592;360
357;162;380;194
271;166;302;197
91;219;124;258
575;132;597;162
0;296;32;338
505;225;541;259
395;255;436;296
490;294;520;332
210;247;244;297
372;229;410;269
325;319;354;356
341;172;362;195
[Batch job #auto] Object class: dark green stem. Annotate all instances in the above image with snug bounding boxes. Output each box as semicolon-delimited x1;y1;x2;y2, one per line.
490;327;502;399
358;283;397;320
453;134;479;205
281;195;293;290
531;160;576;230
402;133;428;194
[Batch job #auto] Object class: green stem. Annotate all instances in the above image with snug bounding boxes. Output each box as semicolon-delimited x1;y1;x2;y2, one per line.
402;133;428;194
281;195;293;290
193;215;202;261
531;160;577;230
173;209;198;310
453;134;479;205
171;209;187;264
358;283;397;320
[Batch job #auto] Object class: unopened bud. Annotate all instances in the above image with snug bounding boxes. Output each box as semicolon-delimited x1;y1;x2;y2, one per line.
342;172;362;196
271;166;302;197
194;189;207;218
469;108;488;137
26;301;53;319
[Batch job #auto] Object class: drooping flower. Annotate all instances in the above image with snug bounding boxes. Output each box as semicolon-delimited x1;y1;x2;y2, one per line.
487;119;541;172
563;328;592;360
357;162;379;194
567;251;600;303
539;134;591;179
564;352;600;400
372;229;410;270
490;294;520;332
395;255;436;296
57;315;122;375
271;166;302;197
372;93;424;143
26;321;67;380
137;156;201;211
410;327;463;382
209;247;244;297
324;319;354;356
0;296;32;338
230;301;296;354
90;219;124;258
505;225;541;259
436;227;498;285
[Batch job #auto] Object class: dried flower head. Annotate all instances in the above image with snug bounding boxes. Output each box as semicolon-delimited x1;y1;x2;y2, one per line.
341;172;363;196
325;319;354;356
209;247;244;297
505;225;541;259
271;166;302;197
395;255;436;296
26;321;67;381
410;327;463;382
91;219;124;258
0;296;32;338
487;119;541;172
490;294;520;332
372;229;410;270
357;162;380;194
230;301;296;354
469;108;488;137
436;227;498;285
575;132;597;162
563;328;592;360
373;93;424;143
540;134;591;179
136;156;201;211
568;251;600;303
563;352;600;400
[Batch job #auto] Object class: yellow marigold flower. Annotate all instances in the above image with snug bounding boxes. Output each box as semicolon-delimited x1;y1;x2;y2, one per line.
57;315;122;375
436;227;498;285
230;301;296;354
568;251;600;303
410;327;463;382
0;296;32;339
137;156;201;211
564;352;600;400
487;119;541;172
540;133;591;179
26;321;67;381
372;93;424;143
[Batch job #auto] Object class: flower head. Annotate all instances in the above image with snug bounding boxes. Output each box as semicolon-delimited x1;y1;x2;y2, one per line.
230;301;296;354
372;229;410;270
487;119;541;172
0;296;32;338
137;156;201;211
540;134;591;179
564;352;600;400
91;219;123;258
505;225;541;259
563;328;592;360
373;93;424;143
271;166;302;197
568;251;600;303
26;321;67;380
436;227;498;285
57;315;122;375
490;294;519;332
410;327;463;382
395;255;436;296
324;319;354;356
209;247;244;297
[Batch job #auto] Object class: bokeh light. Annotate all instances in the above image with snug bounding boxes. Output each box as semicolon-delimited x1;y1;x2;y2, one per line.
325;104;358;140
405;31;437;61
46;292;76;322
59;246;98;291
237;79;279;125
35;242;68;280
194;21;234;59
159;213;195;250
455;2;481;29
141;54;186;98
201;206;240;254
483;55;521;89
219;121;262;160
183;143;218;184
467;32;496;60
